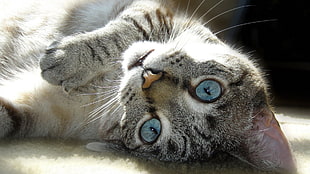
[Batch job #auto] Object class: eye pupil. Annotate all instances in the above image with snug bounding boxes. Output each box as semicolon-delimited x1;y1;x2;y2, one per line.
195;80;222;102
150;127;158;134
204;87;211;95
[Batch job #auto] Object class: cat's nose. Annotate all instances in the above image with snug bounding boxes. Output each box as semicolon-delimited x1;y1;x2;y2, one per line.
142;69;163;89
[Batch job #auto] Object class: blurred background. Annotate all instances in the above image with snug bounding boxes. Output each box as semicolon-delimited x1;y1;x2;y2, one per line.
176;0;310;108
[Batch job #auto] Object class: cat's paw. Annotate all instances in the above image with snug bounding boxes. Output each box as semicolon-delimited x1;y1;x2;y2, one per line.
40;36;98;92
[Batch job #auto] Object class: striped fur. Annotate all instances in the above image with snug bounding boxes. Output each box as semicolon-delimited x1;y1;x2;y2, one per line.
0;0;175;139
0;0;296;172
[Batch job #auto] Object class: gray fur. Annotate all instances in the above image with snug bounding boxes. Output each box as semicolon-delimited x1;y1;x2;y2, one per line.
0;0;295;173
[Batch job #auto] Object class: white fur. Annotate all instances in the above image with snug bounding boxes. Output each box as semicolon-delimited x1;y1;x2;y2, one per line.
0;68;43;102
0;68;99;139
0;0;137;139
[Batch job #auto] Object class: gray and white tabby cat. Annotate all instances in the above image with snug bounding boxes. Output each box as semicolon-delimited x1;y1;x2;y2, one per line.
0;0;296;173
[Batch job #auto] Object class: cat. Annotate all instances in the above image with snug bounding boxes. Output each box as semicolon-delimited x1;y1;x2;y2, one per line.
0;0;296;173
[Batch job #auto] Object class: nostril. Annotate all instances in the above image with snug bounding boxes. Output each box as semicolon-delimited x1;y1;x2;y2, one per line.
147;68;163;75
142;69;163;89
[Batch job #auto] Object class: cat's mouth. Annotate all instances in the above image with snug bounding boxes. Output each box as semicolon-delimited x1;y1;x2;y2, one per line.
127;49;155;70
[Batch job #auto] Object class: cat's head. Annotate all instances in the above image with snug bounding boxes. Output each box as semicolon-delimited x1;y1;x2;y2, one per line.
96;25;296;172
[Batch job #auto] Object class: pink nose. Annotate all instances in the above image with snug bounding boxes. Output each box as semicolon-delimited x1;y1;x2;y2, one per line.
142;70;163;89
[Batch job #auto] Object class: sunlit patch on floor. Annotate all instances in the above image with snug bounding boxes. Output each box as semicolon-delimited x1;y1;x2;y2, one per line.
0;107;309;174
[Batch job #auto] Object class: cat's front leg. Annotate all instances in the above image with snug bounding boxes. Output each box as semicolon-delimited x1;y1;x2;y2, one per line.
40;20;139;92
40;0;173;91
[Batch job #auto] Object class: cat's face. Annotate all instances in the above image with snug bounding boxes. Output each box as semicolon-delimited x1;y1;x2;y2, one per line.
99;28;295;172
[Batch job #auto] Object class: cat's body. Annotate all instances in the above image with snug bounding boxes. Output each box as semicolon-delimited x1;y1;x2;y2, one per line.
0;0;134;139
0;0;296;173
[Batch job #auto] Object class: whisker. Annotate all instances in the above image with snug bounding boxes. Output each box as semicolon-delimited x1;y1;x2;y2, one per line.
91;91;118;101
214;19;277;36
82;92;117;107
98;104;121;122
92;90;118;100
167;16;184;44
84;108;107;125
78;92;107;96
85;104;121;126
174;24;199;52
169;18;196;51
108;105;122;118
86;97;119;124
87;107;103;121
187;0;206;25
185;0;191;16
198;0;224;22
203;5;253;26
87;107;109;124
103;79;121;83
89;84;119;89
85;115;101;125
89;96;118;114
78;88;118;96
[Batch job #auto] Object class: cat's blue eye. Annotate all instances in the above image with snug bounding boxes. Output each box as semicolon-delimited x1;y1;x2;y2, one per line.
195;80;222;102
140;118;161;143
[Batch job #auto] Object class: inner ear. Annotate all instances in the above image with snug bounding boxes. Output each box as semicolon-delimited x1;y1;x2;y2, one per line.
229;107;297;173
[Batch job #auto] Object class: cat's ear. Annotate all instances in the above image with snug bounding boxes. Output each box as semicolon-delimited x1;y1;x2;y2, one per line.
230;107;297;173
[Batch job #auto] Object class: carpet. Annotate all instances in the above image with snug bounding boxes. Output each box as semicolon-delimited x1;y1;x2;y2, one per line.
0;107;309;174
